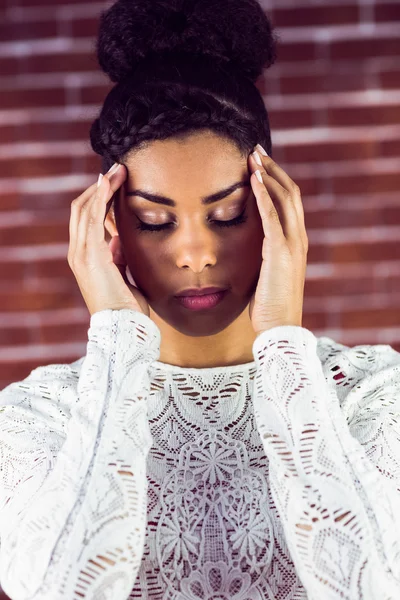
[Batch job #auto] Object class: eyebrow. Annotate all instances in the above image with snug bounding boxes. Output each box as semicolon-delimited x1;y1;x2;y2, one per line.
126;179;251;207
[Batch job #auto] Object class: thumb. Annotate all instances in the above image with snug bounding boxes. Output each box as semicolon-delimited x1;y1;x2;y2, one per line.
108;237;139;289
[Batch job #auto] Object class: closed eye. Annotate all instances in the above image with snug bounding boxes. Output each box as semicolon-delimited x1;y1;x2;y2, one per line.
135;209;248;233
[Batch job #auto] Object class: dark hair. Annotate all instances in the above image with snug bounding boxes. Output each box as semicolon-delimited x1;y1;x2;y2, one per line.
90;0;279;177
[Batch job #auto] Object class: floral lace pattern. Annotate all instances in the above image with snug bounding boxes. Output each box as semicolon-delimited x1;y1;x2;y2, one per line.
0;310;399;600
157;430;273;592
127;362;307;599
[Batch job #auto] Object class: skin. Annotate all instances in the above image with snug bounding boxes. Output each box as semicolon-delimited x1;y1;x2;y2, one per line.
105;130;265;368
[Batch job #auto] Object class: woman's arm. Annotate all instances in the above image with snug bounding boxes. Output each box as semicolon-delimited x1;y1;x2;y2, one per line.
0;309;160;600
252;325;400;600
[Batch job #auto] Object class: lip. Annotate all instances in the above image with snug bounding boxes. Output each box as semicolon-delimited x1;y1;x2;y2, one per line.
175;287;227;297
176;290;227;311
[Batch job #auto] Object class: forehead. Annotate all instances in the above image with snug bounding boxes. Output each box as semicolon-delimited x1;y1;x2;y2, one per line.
124;132;245;176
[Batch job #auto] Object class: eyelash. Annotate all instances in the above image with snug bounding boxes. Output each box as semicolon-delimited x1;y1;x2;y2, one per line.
135;210;248;233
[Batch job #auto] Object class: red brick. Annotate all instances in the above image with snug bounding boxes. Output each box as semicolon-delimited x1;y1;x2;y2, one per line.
1;88;66;110
380;139;400;158
341;308;400;329
85;154;114;175
305;276;378;298
0;20;58;42
277;42;318;63
15;119;92;143
0;56;19;76
80;83;114;104
279;70;368;95
381;205;400;226
268;107;315;130
19;189;90;212
331;37;400;61
0;327;33;346
15;0;98;5
0;262;27;281
0;193;20;212
374;3;400;22
302;312;330;330
70;17;101;38
0;156;74;179
327;104;400;128
305;207;390;230
271;5;360;27
0;222;68;246
379;68;400;90
332;172;400;195
307;243;331;264
0;125;17;144
34;259;73;279
331;241;399;263
38;321;88;344
22;52;99;75
387;276;400;293
283;140;377;164
0;288;79;311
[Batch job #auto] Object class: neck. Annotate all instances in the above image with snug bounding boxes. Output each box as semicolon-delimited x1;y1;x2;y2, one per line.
149;305;256;369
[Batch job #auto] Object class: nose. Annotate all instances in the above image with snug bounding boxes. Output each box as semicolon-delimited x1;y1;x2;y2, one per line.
174;221;218;272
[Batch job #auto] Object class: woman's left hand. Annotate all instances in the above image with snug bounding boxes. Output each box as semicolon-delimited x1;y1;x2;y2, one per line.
248;145;309;336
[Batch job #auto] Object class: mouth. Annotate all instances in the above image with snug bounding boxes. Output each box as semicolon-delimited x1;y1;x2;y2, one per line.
175;290;228;311
175;286;227;297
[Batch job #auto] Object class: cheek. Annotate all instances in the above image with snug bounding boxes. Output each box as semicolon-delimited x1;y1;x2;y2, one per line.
123;236;158;269
224;220;264;286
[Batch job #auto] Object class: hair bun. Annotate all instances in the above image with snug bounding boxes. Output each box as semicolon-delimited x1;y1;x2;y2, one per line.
96;0;278;84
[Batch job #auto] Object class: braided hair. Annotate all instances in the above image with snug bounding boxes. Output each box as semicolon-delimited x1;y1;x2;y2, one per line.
90;0;279;175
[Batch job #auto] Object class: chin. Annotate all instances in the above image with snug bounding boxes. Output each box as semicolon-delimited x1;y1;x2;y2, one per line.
149;297;249;338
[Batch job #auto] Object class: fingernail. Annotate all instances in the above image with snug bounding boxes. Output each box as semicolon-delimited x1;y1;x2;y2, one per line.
256;144;268;156
107;162;120;176
97;173;103;188
126;265;137;286
255;170;263;183
252;151;262;166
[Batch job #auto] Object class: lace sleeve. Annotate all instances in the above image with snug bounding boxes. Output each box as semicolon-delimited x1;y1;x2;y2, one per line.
0;309;160;600
252;325;400;600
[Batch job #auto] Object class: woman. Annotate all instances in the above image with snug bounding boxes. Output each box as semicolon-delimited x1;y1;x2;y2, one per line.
1;1;399;599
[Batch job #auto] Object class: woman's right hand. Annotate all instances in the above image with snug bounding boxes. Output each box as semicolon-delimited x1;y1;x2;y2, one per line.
68;163;150;317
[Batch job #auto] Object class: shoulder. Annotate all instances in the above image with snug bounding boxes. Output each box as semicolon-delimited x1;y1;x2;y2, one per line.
315;334;400;425
0;356;86;431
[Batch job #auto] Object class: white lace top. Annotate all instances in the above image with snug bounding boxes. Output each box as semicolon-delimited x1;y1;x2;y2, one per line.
0;309;400;600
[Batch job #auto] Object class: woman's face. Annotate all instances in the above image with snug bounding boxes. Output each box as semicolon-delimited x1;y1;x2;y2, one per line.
115;131;264;337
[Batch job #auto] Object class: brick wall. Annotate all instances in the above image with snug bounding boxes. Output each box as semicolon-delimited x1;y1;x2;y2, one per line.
0;0;399;397
0;0;399;597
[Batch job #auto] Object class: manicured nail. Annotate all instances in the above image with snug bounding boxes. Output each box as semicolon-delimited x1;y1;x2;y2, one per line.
107;162;120;176
256;144;268;156
97;173;103;188
252;151;262;166
255;170;263;183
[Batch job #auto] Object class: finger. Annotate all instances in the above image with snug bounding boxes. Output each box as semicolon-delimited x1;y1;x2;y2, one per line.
252;170;285;244
77;167;125;255
260;172;300;243
68;181;99;261
251;153;307;247
256;154;307;240
69;164;124;266
263;157;306;243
